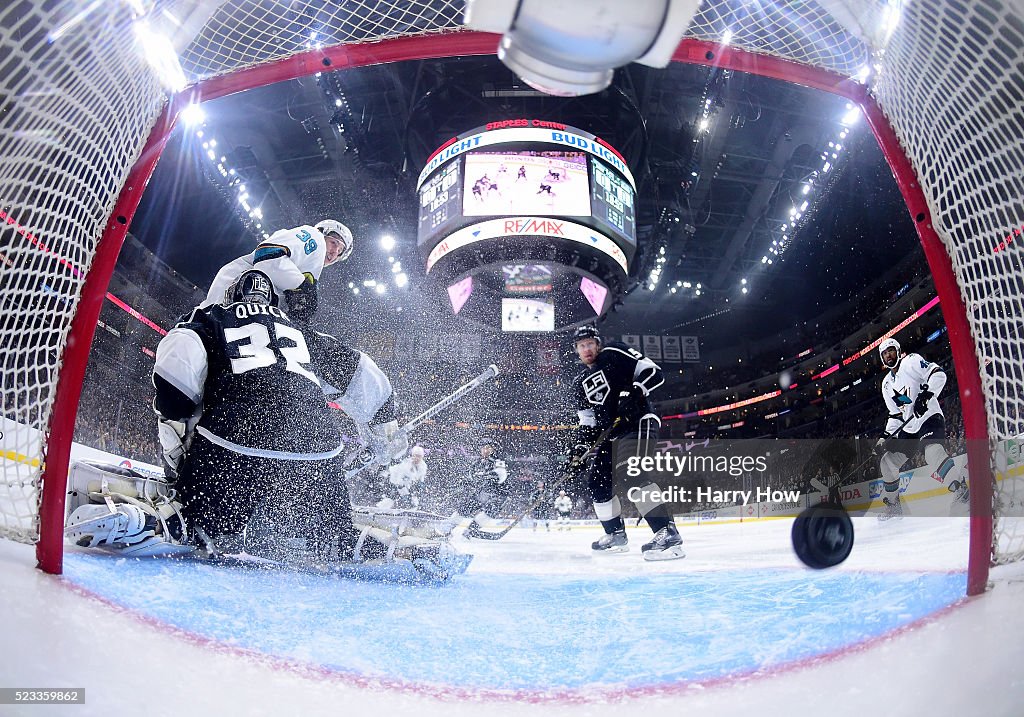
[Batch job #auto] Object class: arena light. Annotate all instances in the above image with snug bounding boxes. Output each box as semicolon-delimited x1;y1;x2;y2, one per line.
380;234;396;251
180;103;205;126
133;21;186;91
465;0;701;97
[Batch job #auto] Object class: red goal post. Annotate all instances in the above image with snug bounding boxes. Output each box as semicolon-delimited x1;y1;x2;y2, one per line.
1;1;1019;597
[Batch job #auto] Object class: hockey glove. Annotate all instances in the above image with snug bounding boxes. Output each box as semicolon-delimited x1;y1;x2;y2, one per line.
872;437;887;457
617;384;649;423
913;387;934;417
368;420;409;466
569;443;592;465
284;272;319;323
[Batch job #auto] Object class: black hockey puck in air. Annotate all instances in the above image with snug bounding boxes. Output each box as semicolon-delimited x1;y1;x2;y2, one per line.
791;501;855;569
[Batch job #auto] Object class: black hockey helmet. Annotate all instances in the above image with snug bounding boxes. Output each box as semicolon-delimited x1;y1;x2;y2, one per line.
573;324;600;345
224;269;277;306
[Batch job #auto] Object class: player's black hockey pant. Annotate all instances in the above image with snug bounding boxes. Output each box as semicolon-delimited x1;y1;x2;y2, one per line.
177;433;358;558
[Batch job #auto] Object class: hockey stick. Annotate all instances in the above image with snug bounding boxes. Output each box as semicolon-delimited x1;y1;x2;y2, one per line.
344;364;500;479
817;412;918;501
464;418;622;541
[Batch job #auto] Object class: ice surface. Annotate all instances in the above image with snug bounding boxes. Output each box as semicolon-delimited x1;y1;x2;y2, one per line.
2;517;1024;716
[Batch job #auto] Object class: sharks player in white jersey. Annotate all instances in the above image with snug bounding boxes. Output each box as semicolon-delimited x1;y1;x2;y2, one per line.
554;490;573;530
202;220;354;322
875;337;969;520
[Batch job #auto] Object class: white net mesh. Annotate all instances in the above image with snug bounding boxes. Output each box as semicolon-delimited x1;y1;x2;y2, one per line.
1;0;1022;567
0;2;167;542
178;0;465;81
865;0;1024;561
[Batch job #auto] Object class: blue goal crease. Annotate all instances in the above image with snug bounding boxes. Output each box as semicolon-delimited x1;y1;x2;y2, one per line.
62;554;966;691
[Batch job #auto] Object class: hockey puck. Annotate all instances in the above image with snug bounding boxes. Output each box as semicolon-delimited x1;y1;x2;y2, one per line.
791;501;854;569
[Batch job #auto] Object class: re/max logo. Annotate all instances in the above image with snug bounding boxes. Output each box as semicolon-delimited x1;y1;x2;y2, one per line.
503;218;565;235
993;223;1024;253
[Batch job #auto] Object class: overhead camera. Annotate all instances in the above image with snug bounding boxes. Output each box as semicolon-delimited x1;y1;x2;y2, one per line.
465;0;701;97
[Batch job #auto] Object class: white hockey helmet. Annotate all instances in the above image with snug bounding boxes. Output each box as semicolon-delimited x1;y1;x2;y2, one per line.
878;337;901;368
315;219;353;265
410;445;425;458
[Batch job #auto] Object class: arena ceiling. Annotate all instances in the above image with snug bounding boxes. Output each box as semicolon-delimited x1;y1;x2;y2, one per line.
130;54;924;349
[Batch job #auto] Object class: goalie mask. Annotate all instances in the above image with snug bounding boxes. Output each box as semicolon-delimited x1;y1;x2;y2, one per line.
224;269;276;306
878;337;902;369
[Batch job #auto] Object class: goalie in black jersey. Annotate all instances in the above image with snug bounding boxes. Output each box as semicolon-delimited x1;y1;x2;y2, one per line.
569;326;685;561
148;269;407;561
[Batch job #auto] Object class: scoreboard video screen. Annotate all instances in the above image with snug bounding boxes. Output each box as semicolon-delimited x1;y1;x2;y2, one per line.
417;160;462;243
416;122;636;257
416;120;636;333
464;151;591;217
591;158;635;244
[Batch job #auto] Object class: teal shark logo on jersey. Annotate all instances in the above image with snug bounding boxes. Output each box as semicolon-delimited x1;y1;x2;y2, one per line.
892;387;912;405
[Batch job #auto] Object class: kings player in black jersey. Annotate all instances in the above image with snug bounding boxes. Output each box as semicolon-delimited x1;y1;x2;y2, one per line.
151;269;406;560
570;325;685;560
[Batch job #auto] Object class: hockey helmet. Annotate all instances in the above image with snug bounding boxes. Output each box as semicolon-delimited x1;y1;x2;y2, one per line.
315;219;354;265
410;445;425;457
224;269;276;306
878;337;901;368
573;324;601;345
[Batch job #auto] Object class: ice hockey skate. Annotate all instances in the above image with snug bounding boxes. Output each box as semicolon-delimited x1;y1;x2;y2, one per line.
592;528;628;554
948;479;970;505
878;495;904;521
641;524;686;561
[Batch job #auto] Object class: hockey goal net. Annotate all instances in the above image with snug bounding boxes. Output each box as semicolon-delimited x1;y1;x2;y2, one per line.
0;0;1020;593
